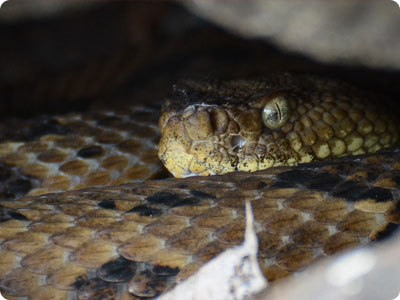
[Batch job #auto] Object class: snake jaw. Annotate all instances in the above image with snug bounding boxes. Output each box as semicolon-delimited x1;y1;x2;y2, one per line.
158;106;297;177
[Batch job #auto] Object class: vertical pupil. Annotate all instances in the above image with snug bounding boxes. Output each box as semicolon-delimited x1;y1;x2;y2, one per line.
275;103;282;121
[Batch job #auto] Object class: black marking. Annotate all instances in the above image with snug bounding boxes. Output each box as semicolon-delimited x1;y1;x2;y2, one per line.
145;192;201;207
237;176;268;190
277;169;319;185
75;277;116;300
332;163;356;174
360;187;393;202
4;179;32;197
72;275;89;289
190;190;216;199
319;162;357;175
77;145;105;158
306;173;342;191
176;183;188;189
373;223;400;241
8;211;28;221
391;201;400;216
172;197;200;207
146;192;182;206
129;268;172;298
0;206;11;222
151;265;180;276
97;257;136;282
98;200;116;209
0;166;11;181
271;181;298;188
332;181;369;201
256;181;268;190
127;205;162;217
365;171;381;182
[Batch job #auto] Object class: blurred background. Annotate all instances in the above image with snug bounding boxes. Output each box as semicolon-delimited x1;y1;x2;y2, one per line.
0;0;399;118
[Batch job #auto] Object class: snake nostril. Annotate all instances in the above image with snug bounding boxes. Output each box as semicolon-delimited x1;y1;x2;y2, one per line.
231;135;247;152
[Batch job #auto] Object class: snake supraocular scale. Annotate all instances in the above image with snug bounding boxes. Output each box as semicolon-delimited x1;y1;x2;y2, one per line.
0;73;399;299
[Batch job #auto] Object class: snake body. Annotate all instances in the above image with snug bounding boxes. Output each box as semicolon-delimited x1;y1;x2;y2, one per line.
0;74;399;299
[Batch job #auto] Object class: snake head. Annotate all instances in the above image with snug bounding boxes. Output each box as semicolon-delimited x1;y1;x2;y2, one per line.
158;75;399;178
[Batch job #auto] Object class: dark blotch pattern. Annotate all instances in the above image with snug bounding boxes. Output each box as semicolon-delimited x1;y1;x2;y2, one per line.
389;202;400;219
306;173;342;191
72;260;180;299
8;211;28;221
373;223;400;241
0;166;11;181
277;169;342;191
172;197;200;207
0;208;27;222
360;187;393;202
256;181;268;190
190;190;216;199
76;277;116;300
4;179;32;197
271;181;298;188
97;257;136;282
151;265;180;276
332;181;370;201
277;169;319;185
0;206;11;222
365;171;381;182
323;163;357;175
98;200;116;209
146;192;182;206
77;145;105;158
277;167;395;202
145;192;200;208
176;183;188;189
129;268;174;298
127;205;162;217
72;275;89;290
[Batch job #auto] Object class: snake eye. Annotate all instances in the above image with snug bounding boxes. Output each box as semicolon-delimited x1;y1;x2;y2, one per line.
262;96;291;129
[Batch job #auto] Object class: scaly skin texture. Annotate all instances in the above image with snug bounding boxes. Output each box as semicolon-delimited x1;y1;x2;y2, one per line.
0;147;400;299
0;75;399;299
158;74;399;177
0;106;163;199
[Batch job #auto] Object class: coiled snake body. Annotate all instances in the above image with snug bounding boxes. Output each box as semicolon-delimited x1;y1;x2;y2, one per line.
0;74;399;299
